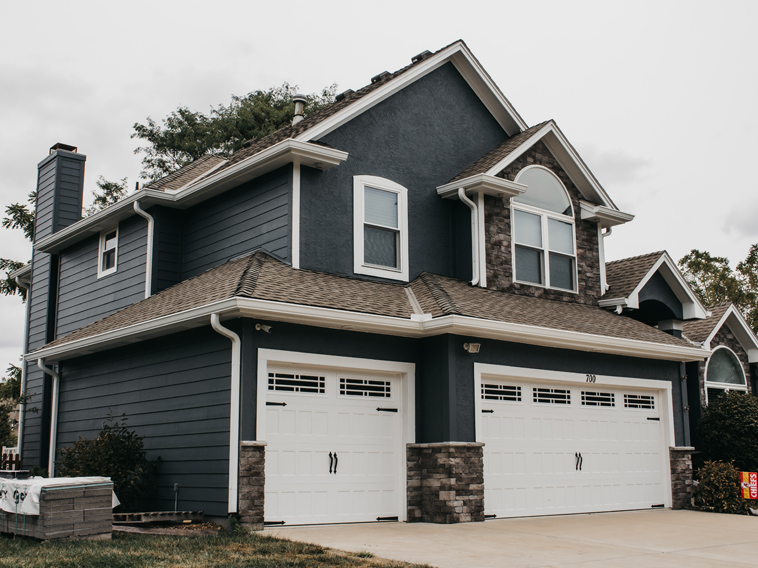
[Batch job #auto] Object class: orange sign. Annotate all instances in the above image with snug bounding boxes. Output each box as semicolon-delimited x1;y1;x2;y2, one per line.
740;472;758;499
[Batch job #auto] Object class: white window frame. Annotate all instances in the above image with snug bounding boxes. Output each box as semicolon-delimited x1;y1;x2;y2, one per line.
705;346;747;404
511;166;577;292
353;175;409;281
97;227;119;278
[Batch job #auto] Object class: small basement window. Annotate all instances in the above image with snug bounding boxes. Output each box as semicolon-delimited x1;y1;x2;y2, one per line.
705;346;747;404
98;228;118;278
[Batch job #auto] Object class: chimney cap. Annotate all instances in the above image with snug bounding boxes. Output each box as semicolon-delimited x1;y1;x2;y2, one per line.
292;93;307;103
50;143;78;155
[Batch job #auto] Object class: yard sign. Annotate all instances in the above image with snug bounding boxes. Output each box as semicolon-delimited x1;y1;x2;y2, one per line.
740;472;758;499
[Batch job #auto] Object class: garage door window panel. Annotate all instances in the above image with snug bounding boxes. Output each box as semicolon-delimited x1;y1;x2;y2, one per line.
268;372;326;395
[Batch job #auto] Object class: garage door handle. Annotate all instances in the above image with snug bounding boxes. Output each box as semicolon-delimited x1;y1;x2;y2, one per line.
579;453;583;471
333;452;338;474
329;452;333;474
575;452;583;471
575;452;579;471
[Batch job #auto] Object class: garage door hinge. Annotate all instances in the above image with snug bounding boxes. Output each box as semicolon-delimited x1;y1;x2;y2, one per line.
264;521;286;525
376;516;399;521
647;417;660;421
266;402;287;407
376;407;398;412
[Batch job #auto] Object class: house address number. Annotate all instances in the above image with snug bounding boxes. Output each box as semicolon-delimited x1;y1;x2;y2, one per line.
585;374;597;383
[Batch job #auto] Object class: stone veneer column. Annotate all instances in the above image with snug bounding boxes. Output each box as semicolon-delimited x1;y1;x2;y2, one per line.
670;446;695;510
239;441;266;529
407;442;484;523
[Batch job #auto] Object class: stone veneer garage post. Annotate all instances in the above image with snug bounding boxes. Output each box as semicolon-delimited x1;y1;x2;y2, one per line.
407;442;485;523
239;441;266;529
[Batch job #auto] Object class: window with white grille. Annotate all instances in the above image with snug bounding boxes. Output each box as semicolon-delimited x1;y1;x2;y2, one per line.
624;393;655;409
581;391;615;407
340;378;391;398
533;387;571;404
268;373;325;394
482;384;522;402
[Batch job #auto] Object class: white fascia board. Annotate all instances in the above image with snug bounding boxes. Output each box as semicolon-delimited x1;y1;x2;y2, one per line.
295;42;527;143
628;252;709;320
580;201;634;228
26;298;239;363
483;122;618;211
704;306;758;363
30;296;709;364
35;141;348;254
9;263;31;281
436;174;527;199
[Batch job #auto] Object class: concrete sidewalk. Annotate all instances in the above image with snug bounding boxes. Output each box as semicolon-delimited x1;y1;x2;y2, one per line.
267;509;758;567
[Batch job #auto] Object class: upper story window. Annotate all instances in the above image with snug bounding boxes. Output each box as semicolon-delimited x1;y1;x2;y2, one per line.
511;166;576;292
98;227;118;278
353;175;409;281
705;346;747;404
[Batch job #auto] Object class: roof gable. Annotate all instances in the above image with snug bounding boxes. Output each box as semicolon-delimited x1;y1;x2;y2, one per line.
683;304;758;362
602;251;709;320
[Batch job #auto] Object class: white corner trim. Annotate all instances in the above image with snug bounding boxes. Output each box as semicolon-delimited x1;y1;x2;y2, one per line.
436;174;526;199
292;163;301;269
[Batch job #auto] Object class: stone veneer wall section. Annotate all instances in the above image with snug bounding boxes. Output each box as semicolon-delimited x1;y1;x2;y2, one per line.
238;442;266;529
484;140;601;305
407;442;484;524
697;326;753;406
670;446;695;510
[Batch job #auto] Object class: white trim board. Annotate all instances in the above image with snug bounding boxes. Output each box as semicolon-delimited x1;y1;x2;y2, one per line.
473;362;675;509
256;349;416;522
702;305;758;363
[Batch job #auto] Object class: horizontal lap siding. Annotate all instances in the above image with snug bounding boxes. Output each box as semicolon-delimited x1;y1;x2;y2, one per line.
34;160;57;241
153;207;182;292
56;327;232;516
56;215;147;338
182;166;291;279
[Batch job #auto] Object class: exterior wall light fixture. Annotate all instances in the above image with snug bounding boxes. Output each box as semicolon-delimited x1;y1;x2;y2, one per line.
463;343;481;354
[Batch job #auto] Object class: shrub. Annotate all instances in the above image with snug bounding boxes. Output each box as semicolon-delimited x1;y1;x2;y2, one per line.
697;390;758;472
55;414;159;510
693;460;750;514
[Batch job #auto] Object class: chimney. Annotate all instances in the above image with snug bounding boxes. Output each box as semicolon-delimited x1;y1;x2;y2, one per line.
292;94;307;125
34;143;86;242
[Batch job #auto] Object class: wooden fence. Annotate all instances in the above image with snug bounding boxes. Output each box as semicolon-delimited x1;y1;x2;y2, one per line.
1;447;20;471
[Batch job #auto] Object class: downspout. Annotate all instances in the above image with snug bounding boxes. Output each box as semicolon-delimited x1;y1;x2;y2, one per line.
679;362;691;446
210;313;241;514
37;358;59;477
458;188;479;286
599;226;613;294
133;201;154;299
15;276;30;458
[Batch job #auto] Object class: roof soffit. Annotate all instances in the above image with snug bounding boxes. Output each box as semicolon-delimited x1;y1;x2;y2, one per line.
295;41;528;143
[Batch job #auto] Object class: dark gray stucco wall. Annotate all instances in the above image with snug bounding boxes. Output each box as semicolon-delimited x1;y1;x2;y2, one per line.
181;166;292;279
300;62;508;281
56;215;148;338
57;326;234;516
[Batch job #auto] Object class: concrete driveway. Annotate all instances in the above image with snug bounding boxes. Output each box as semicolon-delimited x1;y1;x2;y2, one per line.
267;509;758;567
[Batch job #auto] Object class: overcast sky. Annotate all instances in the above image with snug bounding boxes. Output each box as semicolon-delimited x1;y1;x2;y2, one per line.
1;0;756;372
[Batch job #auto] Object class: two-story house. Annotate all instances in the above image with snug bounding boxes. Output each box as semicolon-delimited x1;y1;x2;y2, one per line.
15;40;753;527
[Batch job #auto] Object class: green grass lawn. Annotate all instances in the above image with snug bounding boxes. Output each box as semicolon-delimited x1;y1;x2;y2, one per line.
0;531;433;568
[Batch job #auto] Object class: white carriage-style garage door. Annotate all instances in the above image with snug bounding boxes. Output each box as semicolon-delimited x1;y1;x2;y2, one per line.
480;378;667;518
264;366;403;525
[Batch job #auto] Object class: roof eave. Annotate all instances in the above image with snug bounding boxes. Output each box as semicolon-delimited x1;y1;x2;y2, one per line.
436;174;527;199
580;201;634;228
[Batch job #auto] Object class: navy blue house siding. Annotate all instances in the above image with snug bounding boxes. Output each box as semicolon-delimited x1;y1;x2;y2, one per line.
57;326;233;516
56;215;148;338
181;166;292;279
299;62;509;281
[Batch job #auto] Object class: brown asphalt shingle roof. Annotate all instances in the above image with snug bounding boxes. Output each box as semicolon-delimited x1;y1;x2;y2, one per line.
448;121;550;183
146;155;227;191
603;251;666;300
682;304;731;343
39;252;694;353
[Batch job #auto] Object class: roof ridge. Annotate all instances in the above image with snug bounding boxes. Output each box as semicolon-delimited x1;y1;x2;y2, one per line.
235;253;266;297
419;273;460;315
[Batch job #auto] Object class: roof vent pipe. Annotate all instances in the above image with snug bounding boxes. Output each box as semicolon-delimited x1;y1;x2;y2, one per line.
292;94;307;125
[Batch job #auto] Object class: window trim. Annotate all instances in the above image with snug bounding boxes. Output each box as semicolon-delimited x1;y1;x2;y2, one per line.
705;346;747;404
353;175;409;281
511;166;577;292
97;227;119;278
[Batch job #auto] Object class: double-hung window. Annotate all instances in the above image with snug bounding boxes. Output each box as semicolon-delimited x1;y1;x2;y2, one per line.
98;227;118;278
512;166;576;291
353;175;409;281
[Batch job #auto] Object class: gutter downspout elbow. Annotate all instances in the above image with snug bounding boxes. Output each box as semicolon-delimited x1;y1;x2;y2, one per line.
133;201;154;299
37;358;59;477
210;313;241;514
458;188;480;286
15;277;30;459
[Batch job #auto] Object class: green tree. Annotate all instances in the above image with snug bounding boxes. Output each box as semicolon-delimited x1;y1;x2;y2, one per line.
0;365;23;447
679;245;758;332
698;390;758;471
0;191;36;300
84;176;130;217
132;83;337;181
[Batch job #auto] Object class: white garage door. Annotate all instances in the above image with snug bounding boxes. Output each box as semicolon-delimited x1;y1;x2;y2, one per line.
480;379;666;518
264;367;402;525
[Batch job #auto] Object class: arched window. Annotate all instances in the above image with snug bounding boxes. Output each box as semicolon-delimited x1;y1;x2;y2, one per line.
705;346;747;404
511;166;576;291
